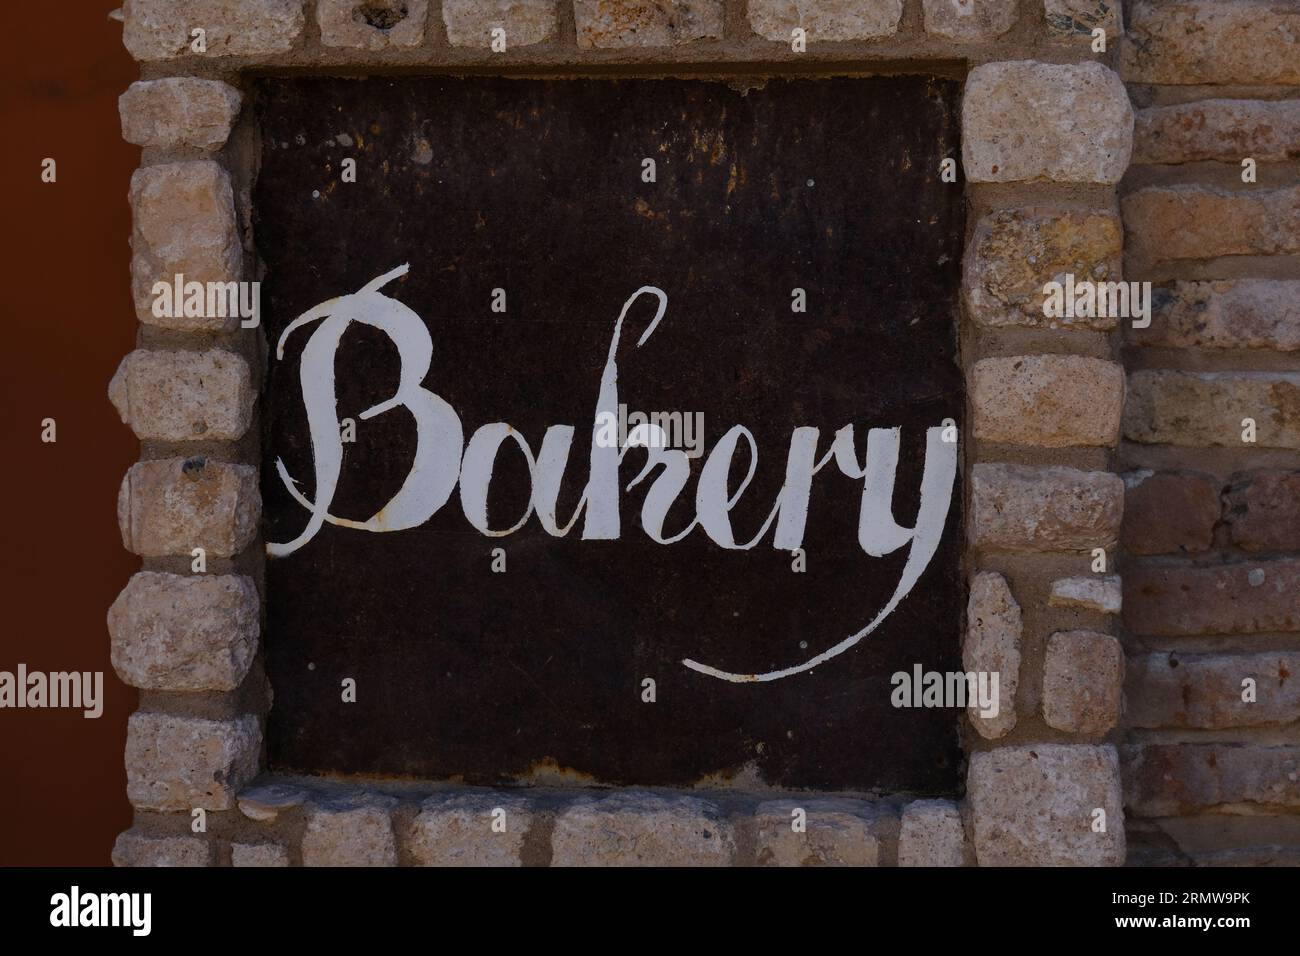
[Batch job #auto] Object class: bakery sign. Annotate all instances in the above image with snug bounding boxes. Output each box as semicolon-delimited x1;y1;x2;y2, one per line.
255;75;965;792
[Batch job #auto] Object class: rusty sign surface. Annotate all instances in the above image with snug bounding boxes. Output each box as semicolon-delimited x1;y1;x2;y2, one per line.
255;75;965;792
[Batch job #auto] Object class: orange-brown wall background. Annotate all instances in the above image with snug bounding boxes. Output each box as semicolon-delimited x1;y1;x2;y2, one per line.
0;3;139;865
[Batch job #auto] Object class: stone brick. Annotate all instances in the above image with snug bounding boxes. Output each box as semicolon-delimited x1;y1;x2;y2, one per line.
972;355;1124;447
442;0;556;47
1048;575;1121;613
1127;652;1300;729
407;793;532;866
1042;630;1124;734
898;799;970;866
302;795;399;866
118;78;242;150
318;0;427;49
1132;280;1300;352
962;61;1133;184
1123;185;1300;264
747;0;903;41
117;457;261;558
753;799;881;867
551;791;735;866
1123;370;1300;449
1124;559;1300;636
1122;1;1300;86
574;0;722;48
109;349;253;442
969;744;1125;865
112;831;211;867
1123;744;1300;816
1122;471;1218;555
125;712;260;811
972;464;1124;552
231;842;290;867
1044;0;1122;42
963;207;1123;331
122;0;306;61
1134;100;1300;165
130;161;242;330
921;0;1017;42
963;571;1021;739
237;783;308;822
108;571;258;692
1224;471;1300;552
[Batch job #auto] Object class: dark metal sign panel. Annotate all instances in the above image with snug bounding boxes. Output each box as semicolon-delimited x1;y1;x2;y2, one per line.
255;75;964;792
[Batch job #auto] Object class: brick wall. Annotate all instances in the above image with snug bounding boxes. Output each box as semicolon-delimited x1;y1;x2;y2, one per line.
1118;0;1300;867
105;0;1296;866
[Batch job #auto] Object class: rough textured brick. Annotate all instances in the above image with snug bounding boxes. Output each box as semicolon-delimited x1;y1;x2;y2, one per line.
109;349;253;442
1123;370;1300;449
969;744;1125;865
552;792;735;866
231;843;290;867
117;457;261;558
318;0;427;49
1123;185;1300;264
921;0;1017;42
1131;280;1300;352
118;78;241;150
125;713;260;811
1134;100;1300;165
963;207;1123;331
1127;652;1300;729
972;355;1124;447
237;783;307;822
442;0;556;47
1123;744;1300;816
122;0;306;61
108;571;258;692
1042;630;1124;734
1044;0;1122;41
574;0;723;47
407;793;532;866
963;61;1133;184
130;161;242;330
1224;471;1300;552
753;799;881;867
1048;575;1121;613
1124;559;1300;636
972;464;1124;552
1122;1;1300;85
112;831;211;867
1122;471;1219;555
302;795;399;866
898;799;971;866
747;0;903;41
963;571;1021;739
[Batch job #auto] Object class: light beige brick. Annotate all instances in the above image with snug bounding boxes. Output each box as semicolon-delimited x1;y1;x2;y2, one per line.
302;795;399;866
1122;0;1300;85
1048;576;1121;614
552;792;735;866
972;355;1124;447
753;799;882;867
898;799;971;866
130;161;242;330
112;830;211;867
122;0;306;61
969;744;1125;865
747;0;903;41
1042;630;1124;734
118;78;242;149
117;457;261;558
1134;100;1300;165
1123;370;1300;449
922;0;1017;42
1132;280;1300;352
1123;185;1300;265
963;571;1021;739
109;349;253;442
318;0;427;49
574;0;723;47
125;712;260;811
963;61;1133;184
441;0;556;47
108;571;258;692
231;842;290;867
971;464;1124;552
407;793;532;866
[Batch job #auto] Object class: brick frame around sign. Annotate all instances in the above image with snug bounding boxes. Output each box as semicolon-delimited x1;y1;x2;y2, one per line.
107;0;1147;868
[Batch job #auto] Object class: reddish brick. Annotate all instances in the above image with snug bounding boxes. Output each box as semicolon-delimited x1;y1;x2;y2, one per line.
1225;471;1300;552
1122;472;1219;555
1127;652;1300;729
1124;559;1300;636
1122;744;1300;817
